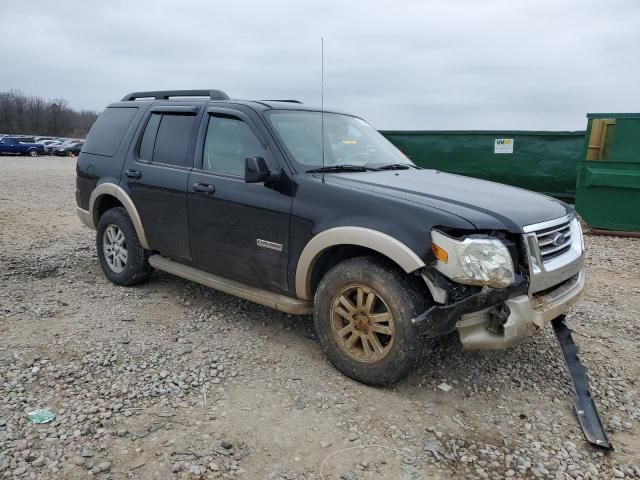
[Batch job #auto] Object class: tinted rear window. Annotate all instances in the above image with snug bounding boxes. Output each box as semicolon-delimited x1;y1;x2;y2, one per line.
139;113;161;161
152;114;195;167
83;107;138;157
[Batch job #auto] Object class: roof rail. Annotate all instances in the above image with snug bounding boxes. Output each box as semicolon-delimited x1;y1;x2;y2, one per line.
261;99;302;104
121;90;230;101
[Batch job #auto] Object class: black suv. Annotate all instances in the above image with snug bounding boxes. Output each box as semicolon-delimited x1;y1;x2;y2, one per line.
76;90;585;385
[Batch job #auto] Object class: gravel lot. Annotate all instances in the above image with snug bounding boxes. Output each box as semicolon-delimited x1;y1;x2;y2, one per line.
1;156;639;480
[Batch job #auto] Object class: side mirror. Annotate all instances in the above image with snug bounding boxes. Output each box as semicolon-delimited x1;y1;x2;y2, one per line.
245;156;273;183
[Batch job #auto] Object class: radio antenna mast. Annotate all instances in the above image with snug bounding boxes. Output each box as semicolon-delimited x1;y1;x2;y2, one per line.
321;37;325;183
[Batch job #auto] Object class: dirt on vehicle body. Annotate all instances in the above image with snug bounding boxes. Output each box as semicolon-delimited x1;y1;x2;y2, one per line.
77;90;586;386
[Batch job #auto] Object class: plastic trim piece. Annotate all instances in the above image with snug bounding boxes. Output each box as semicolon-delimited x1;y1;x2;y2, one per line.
261;99;302;104
552;316;613;450
76;207;92;229
420;270;448;304
522;213;574;233
88;183;150;250
149;255;313;315
295;227;426;300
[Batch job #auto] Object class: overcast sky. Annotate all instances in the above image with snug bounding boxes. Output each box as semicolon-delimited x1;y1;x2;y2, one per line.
1;0;638;130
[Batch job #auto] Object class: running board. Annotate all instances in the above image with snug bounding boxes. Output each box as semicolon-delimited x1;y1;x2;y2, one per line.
149;255;313;315
552;316;613;450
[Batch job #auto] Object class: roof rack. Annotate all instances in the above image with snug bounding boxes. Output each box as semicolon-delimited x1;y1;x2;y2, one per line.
261;99;302;104
121;90;230;101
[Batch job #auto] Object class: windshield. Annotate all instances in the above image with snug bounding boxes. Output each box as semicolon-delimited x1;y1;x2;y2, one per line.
267;111;413;170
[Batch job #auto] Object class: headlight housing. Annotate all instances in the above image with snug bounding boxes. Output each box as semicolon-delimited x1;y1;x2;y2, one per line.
430;230;515;288
572;216;585;253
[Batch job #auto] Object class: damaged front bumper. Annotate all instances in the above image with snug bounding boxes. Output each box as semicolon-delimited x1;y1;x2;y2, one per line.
456;269;584;349
414;214;586;349
412;268;585;349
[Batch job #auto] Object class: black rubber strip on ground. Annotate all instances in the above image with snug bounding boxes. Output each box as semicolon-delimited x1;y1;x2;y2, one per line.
552;315;613;450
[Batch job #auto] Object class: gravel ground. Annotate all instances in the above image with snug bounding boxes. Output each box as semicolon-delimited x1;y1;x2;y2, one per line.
0;156;639;480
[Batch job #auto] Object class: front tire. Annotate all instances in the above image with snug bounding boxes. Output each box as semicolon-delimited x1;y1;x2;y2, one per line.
28;149;38;157
314;256;431;386
96;207;151;286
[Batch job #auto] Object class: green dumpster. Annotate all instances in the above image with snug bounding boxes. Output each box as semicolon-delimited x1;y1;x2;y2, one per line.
575;113;640;232
380;130;585;200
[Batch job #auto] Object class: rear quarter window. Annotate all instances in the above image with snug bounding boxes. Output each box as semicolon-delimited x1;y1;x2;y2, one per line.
83;107;138;157
138;113;162;161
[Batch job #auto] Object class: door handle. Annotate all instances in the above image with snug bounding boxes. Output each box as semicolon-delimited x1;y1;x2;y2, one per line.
192;182;215;194
125;169;141;179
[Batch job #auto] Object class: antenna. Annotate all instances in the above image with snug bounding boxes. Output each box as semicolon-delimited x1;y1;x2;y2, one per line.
321;37;325;183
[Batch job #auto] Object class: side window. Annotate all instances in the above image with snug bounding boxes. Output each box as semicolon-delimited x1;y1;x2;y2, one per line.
137;113;195;167
138;113;161;161
153;114;195;167
203;115;266;176
83;107;138;157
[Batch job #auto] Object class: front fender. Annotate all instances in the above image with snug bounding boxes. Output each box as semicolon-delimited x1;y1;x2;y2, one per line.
294;226;426;300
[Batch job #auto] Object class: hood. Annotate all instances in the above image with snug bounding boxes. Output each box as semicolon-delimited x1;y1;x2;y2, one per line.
324;169;570;232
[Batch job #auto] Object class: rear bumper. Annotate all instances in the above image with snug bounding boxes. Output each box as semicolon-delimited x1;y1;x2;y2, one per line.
456;269;585;349
77;207;94;229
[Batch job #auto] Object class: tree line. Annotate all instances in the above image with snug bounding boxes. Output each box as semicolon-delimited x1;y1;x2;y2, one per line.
0;90;98;138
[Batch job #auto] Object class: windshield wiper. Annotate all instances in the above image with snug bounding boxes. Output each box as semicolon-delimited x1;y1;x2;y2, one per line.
306;164;377;173
365;162;414;171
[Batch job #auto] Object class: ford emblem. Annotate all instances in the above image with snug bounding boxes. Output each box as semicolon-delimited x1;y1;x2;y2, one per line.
552;232;566;247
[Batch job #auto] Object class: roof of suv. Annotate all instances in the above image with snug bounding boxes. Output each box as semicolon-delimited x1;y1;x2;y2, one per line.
114;89;350;115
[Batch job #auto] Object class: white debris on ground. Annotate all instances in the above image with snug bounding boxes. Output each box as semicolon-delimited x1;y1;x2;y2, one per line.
1;157;639;479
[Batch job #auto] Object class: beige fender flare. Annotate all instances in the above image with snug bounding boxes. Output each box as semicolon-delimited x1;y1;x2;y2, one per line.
79;182;150;250
295;226;426;300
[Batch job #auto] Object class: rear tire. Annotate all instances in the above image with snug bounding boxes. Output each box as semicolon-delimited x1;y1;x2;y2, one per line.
28;149;38;157
314;256;431;386
96;207;151;286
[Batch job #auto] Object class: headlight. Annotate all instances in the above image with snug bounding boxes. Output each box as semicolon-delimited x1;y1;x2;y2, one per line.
571;217;585;253
430;230;515;288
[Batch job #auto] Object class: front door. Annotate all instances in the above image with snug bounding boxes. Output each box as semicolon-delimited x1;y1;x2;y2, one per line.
1;137;19;154
187;107;292;293
121;105;202;262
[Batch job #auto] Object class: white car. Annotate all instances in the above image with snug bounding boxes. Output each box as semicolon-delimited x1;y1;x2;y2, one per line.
37;140;63;154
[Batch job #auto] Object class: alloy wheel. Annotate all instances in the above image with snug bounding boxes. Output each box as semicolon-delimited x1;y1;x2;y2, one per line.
102;224;128;273
330;284;395;362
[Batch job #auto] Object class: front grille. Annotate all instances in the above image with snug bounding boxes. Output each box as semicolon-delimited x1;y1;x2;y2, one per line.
534;219;572;261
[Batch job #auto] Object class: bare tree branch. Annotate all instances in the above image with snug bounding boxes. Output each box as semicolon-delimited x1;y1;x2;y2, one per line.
0;89;98;137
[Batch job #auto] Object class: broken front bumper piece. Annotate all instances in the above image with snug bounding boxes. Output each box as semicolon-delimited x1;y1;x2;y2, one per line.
412;269;585;350
553;316;613;450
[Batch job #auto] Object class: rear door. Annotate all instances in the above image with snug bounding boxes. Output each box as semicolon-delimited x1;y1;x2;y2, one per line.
187;106;293;293
121;105;202;262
